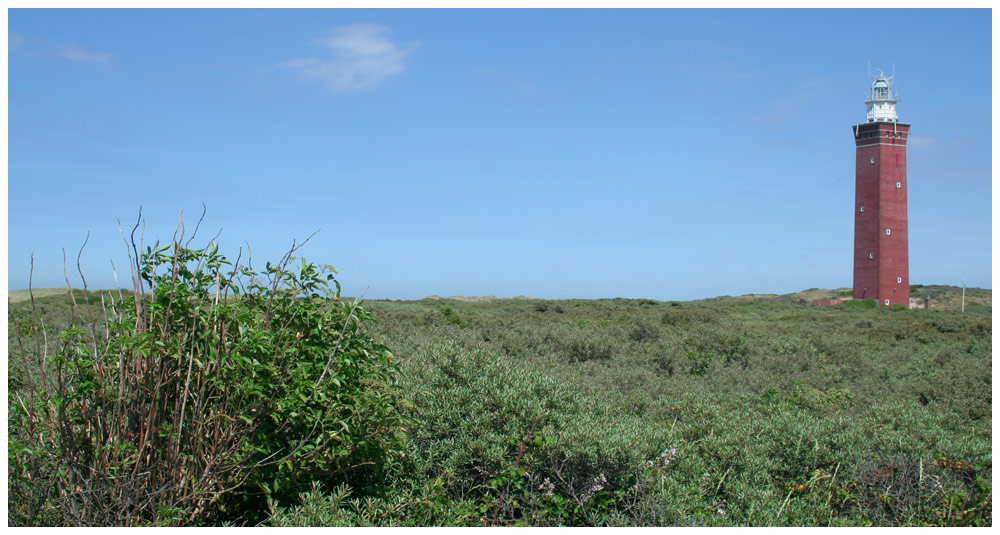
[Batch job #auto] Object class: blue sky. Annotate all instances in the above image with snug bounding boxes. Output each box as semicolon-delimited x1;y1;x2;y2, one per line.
7;8;992;300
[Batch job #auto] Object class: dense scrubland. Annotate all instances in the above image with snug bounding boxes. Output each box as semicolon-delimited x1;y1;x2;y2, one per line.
7;240;991;526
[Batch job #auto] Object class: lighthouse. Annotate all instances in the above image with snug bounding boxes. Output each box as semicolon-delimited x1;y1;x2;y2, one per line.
852;70;910;307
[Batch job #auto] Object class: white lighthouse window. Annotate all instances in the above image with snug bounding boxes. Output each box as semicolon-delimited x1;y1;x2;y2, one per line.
885;299;890;306
886;228;891;235
897;277;902;283
860;206;865;212
870;157;876;164
869;252;874;259
896;182;901;188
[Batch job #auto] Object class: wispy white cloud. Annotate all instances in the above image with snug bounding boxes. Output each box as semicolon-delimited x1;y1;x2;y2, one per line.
692;40;734;56
666;61;760;81
907;135;938;148
482;69;542;97
762;76;834;122
9;33;112;65
799;77;833;91
57;43;112;64
281;24;420;91
908;135;969;149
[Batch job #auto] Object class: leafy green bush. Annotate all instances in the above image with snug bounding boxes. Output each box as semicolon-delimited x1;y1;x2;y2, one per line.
687;350;715;375
628;321;661;343
841;299;877;309
9;231;404;526
564;337;613;363
661;307;718;326
929;316;964;333
439;306;469;328
267;479;467;526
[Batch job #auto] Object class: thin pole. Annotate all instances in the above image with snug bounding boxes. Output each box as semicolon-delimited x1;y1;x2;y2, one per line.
961;278;966;313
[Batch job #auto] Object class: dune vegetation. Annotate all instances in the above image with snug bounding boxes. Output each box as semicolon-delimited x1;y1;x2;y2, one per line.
7;237;991;526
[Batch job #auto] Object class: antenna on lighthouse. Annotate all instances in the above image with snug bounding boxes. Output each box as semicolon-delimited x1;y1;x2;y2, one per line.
867;61;873;99
893;65;899;100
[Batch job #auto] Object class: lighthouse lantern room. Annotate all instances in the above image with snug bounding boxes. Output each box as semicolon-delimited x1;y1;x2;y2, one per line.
866;71;898;123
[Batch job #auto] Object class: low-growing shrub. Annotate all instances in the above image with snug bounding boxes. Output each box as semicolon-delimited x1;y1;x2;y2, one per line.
661;308;718;326
564;338;614;363
687;350;714;375
655;352;676;376
628;321;661;343
439;306;469;328
841;299;877;309
835;456;992;526
929;316;964;333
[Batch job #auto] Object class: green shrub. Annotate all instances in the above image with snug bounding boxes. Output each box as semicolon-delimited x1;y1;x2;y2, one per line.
929;316;964;333
687;350;714;375
8;233;404;526
628;321;661;343
564;338;613;363
841;299;877;309
439;306;469;328
687;331;748;369
661;308;718;326
267;478;469;526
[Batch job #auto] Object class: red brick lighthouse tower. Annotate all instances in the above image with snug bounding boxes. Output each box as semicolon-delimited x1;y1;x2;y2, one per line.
852;70;909;306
